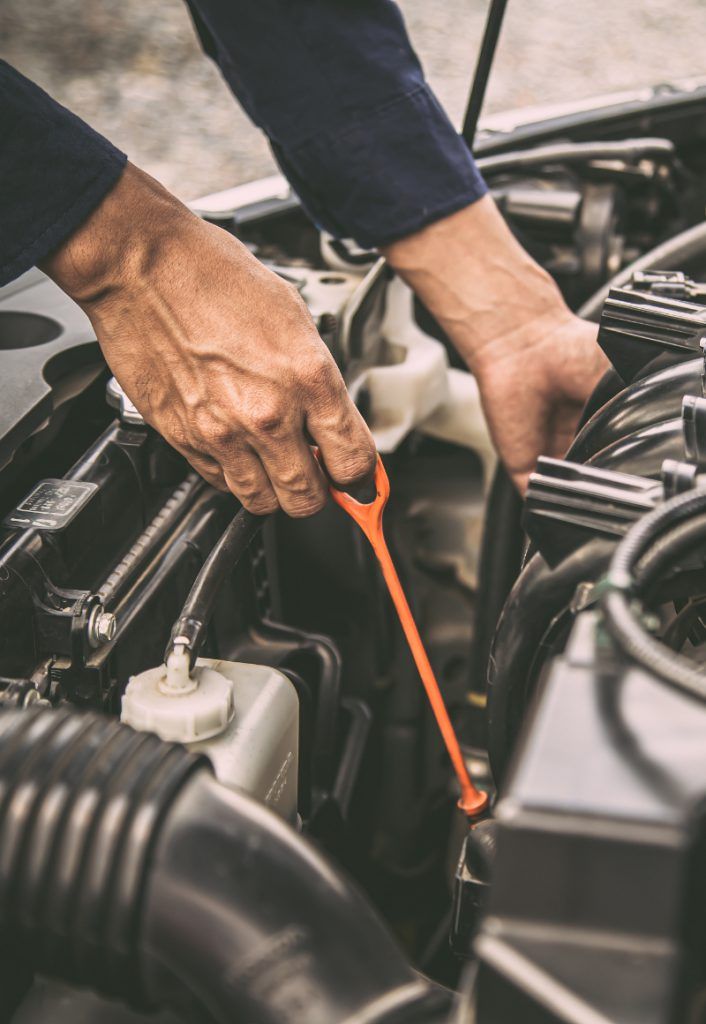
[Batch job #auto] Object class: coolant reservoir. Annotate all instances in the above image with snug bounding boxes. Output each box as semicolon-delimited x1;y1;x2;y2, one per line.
121;656;299;820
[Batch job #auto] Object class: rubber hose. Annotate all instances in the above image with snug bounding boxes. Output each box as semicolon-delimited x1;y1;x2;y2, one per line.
142;769;450;1024
586;417;683;477
0;708;450;1024
602;590;706;701
486;539;615;786
470;464;524;704
0;707;203;1003
579;219;706;322
166;505;266;665
478;138;674;177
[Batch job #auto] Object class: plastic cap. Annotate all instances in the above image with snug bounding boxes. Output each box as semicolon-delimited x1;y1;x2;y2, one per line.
121;661;234;743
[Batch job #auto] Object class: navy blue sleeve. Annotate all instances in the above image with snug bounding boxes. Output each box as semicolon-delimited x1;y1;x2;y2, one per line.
0;60;127;286
185;0;487;249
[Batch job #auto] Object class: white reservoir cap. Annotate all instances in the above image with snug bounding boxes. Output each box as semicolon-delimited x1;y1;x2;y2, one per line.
122;650;234;743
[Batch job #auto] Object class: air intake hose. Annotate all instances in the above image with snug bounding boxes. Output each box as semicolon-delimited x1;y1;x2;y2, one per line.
0;708;449;1024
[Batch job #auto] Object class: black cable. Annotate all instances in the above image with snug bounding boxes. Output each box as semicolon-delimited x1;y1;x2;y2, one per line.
601;488;706;702
165;506;267;667
462;0;509;146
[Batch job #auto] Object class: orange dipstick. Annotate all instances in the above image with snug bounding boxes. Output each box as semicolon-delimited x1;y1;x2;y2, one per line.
328;455;488;819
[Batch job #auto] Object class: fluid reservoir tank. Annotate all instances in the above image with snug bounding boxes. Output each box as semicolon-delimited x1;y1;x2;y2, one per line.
121;656;299;821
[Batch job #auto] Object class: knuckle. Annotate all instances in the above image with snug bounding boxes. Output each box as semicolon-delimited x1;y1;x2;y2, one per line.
300;354;337;395
275;463;312;495
281;284;315;323
331;444;377;488
182;449;226;490
198;417;234;452
240;493;280;515
230;478;260;504
227;472;271;510
284;492;327;519
190;461;223;488
246;403;286;437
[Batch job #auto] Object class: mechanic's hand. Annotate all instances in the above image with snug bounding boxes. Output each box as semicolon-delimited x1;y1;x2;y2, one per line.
41;163;376;516
471;312;605;490
381;194;609;491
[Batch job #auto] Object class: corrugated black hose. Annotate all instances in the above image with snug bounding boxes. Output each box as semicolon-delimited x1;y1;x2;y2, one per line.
0;708;451;1024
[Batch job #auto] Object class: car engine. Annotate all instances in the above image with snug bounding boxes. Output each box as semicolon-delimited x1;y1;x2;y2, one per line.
2;80;706;1024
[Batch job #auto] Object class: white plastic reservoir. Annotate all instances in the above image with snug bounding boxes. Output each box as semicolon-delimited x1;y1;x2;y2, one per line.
121;657;299;821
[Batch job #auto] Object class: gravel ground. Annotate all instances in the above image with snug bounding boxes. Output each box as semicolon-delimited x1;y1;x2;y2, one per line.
1;1;705;202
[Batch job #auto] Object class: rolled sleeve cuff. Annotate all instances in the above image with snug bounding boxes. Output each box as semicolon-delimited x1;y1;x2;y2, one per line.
271;84;487;250
0;153;127;287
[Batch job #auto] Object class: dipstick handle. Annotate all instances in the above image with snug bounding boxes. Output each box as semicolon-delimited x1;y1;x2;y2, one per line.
328;456;488;818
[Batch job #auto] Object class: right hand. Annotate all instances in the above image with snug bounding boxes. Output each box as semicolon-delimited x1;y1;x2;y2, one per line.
382;195;608;491
471;311;608;491
41;164;377;516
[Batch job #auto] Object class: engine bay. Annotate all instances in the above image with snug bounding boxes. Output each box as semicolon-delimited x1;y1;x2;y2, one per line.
3;80;706;1023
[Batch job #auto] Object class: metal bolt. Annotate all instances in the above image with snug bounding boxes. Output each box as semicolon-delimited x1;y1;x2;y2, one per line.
87;606;118;648
570;580;596;614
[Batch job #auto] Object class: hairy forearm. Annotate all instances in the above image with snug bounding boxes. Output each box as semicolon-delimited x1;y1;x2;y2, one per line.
39;163;197;306
380;195;569;371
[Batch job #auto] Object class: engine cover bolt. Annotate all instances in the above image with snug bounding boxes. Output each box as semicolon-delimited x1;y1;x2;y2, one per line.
87;606;118;648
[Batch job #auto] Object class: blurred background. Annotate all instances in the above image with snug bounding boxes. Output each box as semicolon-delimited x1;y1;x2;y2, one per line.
1;0;704;202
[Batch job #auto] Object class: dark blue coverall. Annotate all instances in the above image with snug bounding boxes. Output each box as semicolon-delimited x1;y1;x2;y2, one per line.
0;0;487;287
